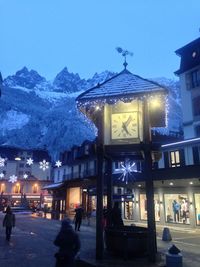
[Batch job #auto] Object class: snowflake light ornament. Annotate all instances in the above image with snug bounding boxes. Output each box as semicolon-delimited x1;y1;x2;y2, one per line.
23;173;28;179
27;158;34;166
115;160;139;184
55;160;62;168
39;160;49;171
0;172;4;179
9;175;18;183
0;156;6;167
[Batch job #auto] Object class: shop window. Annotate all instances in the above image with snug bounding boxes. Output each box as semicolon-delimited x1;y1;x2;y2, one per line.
169;150;180;167
14;183;20;194
139;194;160;221
0;183;5;193
194;194;200;226
124;201;133;220
32;183;38;193
164;194;190;224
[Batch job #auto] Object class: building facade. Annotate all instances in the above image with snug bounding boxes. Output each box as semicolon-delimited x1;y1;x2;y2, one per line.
48;37;200;229
0;146;52;210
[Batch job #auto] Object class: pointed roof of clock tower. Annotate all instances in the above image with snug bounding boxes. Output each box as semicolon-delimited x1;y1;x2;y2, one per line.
76;68;167;106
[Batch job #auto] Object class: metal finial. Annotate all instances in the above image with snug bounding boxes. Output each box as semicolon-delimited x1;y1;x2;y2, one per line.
116;47;133;69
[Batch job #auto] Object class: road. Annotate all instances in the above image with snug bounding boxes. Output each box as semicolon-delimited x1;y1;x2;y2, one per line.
0;213;199;267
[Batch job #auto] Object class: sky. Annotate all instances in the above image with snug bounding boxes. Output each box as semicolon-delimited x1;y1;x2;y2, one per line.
0;0;199;81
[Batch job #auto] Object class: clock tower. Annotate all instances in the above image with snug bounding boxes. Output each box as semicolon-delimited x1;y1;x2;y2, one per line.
76;67;168;262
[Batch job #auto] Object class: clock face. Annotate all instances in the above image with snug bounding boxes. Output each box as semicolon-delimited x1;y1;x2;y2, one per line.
111;112;138;140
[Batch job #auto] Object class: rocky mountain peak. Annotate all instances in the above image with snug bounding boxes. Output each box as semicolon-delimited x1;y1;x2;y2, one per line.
53;67;84;93
4;67;46;89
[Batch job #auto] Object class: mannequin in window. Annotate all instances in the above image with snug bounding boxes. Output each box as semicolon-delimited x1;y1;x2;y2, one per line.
172;200;180;222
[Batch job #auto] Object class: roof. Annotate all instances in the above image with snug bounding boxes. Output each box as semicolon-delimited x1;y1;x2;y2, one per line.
42;182;64;190
0;145;51;161
76;69;167;105
175;37;200;75
175;37;200;56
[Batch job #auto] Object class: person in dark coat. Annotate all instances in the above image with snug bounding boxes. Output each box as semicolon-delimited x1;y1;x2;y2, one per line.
110;202;124;227
74;205;84;231
54;219;80;267
3;206;15;241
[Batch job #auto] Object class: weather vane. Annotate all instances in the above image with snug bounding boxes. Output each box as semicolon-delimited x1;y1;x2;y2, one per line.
116;47;133;69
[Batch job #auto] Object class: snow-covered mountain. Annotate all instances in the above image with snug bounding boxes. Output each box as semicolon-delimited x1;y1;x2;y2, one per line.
0;67;182;159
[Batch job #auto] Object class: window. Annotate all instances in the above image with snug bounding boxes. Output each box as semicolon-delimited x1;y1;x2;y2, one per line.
194;194;200;225
139;194;160;221
192;96;200;116
164;194;190;224
0;183;5;193
14;183;20;194
19;163;24;168
170;151;180;167
195;125;200;137
192;146;200;164
32;183;38;193
186;69;200;89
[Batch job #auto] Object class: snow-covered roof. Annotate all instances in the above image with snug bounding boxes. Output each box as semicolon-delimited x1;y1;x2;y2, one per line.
76;69;167;104
42;182;64;190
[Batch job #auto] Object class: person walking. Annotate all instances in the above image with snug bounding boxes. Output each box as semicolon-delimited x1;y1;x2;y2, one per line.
54;219;80;267
3;206;15;241
74;205;84;231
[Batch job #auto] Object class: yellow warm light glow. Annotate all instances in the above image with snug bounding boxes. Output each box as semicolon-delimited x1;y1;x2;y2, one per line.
16;183;20;186
95;105;100;111
34;183;38;187
149;98;161;109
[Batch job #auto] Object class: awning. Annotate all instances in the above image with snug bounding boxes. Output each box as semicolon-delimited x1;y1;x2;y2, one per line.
42;182;64;190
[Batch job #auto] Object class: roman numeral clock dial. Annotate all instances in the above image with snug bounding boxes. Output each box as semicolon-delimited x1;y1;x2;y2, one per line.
111;112;138;140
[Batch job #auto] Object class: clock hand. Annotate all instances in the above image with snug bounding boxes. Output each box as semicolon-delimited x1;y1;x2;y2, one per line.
124;115;133;127
122;122;130;135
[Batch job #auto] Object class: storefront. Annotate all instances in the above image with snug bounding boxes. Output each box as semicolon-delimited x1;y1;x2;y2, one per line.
133;184;200;229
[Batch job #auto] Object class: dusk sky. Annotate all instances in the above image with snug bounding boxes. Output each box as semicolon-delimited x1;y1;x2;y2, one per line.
0;0;199;80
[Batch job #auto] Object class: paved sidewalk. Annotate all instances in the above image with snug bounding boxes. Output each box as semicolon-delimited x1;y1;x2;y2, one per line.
0;213;199;267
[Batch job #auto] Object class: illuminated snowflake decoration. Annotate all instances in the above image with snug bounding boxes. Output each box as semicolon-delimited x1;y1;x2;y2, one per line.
39;160;49;171
115;160;139;184
9;175;18;183
27;158;34;166
23;173;28;179
0;156;6;167
0;172;4;179
55;160;62;168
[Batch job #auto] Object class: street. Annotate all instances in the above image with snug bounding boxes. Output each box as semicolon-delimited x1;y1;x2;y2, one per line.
0;213;200;267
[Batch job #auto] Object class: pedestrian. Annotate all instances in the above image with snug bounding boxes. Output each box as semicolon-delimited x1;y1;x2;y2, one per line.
110;202;124;228
3;206;15;241
74;205;84;231
54;218;80;267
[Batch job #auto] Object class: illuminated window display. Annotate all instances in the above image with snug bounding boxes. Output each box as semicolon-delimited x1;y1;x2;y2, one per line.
68;187;81;213
194;194;200;225
164;194;190;224
140;194;160;221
